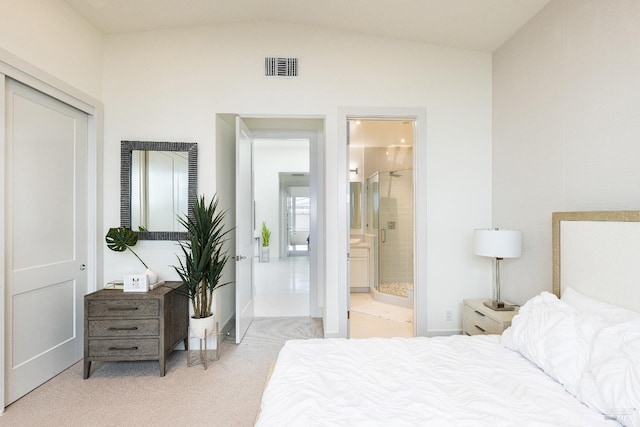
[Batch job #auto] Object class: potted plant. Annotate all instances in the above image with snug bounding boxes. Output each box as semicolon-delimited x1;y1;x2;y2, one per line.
173;195;232;339
260;221;271;262
105;227;158;284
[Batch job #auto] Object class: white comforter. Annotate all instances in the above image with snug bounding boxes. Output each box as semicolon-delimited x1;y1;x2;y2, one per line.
256;335;618;426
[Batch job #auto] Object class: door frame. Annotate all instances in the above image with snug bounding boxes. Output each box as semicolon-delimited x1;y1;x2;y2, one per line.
215;115;325;327
0;48;103;409
338;107;428;338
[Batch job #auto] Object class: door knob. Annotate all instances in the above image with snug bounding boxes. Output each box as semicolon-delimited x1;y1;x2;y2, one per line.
234;255;247;261
80;264;87;271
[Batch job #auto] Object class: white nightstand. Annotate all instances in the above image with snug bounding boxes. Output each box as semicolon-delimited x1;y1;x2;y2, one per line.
462;299;519;336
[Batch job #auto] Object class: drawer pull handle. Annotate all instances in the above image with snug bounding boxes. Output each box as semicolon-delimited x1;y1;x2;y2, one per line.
474;310;485;317
108;346;138;351
108;327;138;331
475;325;486;332
108;307;139;311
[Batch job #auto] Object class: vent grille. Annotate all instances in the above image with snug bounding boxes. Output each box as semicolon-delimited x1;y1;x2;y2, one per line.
265;57;299;78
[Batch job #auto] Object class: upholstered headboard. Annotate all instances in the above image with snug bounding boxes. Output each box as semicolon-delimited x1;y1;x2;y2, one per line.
552;210;640;312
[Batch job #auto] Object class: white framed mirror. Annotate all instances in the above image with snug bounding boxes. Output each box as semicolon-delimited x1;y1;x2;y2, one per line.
121;141;197;240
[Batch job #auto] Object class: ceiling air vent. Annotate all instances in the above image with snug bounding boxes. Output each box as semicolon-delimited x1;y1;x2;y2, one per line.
265;57;299;78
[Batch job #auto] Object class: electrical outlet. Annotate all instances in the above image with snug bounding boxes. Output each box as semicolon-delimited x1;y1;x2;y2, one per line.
445;309;453;322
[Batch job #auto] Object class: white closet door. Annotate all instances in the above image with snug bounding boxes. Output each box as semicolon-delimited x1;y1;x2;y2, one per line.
4;79;88;404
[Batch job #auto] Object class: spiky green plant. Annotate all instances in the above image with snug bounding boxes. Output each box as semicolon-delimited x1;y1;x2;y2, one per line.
105;227;149;269
261;221;271;247
173;195;232;319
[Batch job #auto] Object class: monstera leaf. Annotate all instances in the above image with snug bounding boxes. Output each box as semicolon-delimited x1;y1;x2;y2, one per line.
106;227;138;252
105;227;148;268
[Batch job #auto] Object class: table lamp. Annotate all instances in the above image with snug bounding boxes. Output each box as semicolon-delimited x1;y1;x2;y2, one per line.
473;228;521;311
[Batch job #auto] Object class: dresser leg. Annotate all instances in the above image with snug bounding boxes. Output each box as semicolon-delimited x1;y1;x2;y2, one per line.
160;357;166;377
83;360;91;379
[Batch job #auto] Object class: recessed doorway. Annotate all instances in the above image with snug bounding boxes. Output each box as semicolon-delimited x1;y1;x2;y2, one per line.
253;137;311;318
348;118;415;338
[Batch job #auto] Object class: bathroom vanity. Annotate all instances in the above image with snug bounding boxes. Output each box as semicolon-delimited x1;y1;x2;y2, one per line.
349;238;370;292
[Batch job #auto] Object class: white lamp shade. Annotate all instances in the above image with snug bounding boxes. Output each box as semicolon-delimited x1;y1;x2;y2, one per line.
473;229;522;258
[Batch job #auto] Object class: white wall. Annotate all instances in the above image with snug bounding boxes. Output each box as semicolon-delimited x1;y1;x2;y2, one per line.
493;0;640;304
0;4;492;337
101;21;492;336
254;140;310;259
0;0;103;99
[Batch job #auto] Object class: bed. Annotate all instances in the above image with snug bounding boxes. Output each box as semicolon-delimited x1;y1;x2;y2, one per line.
255;211;640;426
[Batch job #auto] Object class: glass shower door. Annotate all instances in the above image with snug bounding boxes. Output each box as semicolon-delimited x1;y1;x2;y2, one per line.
366;173;380;290
376;170;414;297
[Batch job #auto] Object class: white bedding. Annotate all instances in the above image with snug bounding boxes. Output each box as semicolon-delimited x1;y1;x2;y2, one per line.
256;335;617;427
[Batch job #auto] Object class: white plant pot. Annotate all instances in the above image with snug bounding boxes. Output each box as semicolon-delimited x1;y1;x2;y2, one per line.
189;315;215;339
260;246;270;262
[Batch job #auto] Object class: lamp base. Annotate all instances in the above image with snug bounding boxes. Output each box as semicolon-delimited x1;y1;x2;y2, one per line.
483;300;515;311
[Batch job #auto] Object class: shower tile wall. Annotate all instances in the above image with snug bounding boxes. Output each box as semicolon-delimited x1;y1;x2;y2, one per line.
379;172;413;286
351;146;414;290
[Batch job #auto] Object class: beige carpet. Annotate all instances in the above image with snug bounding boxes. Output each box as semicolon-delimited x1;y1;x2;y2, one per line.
1;317;323;427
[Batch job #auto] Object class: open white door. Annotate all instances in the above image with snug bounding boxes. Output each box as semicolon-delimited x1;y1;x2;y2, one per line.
235;117;254;343
4;78;87;404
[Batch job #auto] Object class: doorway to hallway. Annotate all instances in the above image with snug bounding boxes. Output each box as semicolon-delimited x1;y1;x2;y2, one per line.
216;115;324;339
253;137;311;317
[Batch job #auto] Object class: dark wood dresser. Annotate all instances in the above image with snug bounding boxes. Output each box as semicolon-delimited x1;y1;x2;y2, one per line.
83;281;188;378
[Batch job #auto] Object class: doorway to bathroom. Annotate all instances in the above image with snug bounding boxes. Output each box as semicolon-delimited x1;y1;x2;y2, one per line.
348;119;415;338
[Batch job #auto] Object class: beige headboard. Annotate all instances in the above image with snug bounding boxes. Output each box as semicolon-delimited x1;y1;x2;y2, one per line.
552;210;640;312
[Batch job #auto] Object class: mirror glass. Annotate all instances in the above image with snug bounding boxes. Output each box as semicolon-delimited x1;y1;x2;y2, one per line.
121;141;197;240
350;181;361;229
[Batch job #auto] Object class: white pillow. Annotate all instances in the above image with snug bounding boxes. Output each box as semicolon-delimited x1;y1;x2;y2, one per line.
562;287;640;324
502;292;608;397
589;319;640;427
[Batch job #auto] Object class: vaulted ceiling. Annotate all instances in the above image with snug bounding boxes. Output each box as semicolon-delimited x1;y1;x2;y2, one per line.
65;0;549;52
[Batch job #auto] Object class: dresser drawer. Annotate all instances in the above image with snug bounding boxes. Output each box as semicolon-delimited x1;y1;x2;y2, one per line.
88;338;159;357
87;299;159;317
464;306;501;335
88;319;159;337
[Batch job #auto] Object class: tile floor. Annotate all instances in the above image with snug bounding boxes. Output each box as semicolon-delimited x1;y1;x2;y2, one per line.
254;256;310;317
253;256;414;338
350;293;414;338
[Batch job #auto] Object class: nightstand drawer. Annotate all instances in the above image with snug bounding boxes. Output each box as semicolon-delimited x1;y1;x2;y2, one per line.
463;316;496;335
464;307;502;334
88;319;159;337
87;299;159;317
89;338;159;357
462;299;518;336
